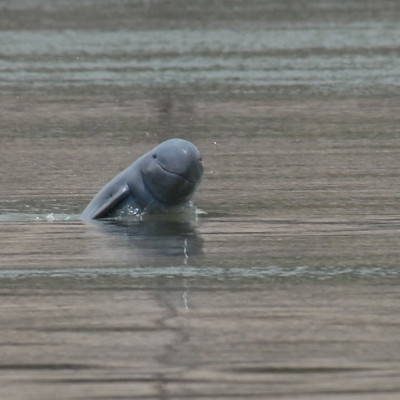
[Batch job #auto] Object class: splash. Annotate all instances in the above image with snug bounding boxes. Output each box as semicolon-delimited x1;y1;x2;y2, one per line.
0;204;205;223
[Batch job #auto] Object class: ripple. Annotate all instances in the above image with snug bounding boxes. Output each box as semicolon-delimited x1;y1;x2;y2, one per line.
0;213;80;222
0;264;399;281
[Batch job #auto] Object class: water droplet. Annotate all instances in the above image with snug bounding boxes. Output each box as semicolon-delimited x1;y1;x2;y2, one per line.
46;213;55;222
126;205;140;216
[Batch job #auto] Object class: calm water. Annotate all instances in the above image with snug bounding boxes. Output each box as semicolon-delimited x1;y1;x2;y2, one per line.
2;1;400;399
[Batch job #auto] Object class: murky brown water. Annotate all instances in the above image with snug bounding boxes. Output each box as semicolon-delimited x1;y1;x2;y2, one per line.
2;1;400;399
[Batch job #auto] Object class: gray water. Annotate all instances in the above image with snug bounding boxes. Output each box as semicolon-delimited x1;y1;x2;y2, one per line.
2;1;400;399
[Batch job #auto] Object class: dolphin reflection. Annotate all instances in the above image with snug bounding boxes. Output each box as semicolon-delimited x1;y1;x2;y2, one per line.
86;217;204;261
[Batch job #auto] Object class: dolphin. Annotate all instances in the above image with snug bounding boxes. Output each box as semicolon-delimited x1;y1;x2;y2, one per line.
81;138;203;220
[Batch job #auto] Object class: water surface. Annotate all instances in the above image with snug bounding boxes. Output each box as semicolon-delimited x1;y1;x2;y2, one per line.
2;1;400;399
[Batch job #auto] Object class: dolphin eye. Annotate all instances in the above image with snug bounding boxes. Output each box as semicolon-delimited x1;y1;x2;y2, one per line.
152;153;157;159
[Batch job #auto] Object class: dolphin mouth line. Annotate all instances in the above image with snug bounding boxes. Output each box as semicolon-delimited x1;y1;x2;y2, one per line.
157;162;196;184
141;175;169;207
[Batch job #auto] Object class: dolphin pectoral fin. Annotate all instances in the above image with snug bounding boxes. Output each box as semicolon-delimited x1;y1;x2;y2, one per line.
91;184;131;219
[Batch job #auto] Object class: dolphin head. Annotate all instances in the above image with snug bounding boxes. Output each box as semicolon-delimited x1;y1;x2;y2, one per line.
140;139;203;207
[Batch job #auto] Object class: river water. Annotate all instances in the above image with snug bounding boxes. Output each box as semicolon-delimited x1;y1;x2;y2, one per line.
1;1;400;399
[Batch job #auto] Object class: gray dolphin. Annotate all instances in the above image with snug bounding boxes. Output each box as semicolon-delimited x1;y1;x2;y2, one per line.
81;138;203;220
